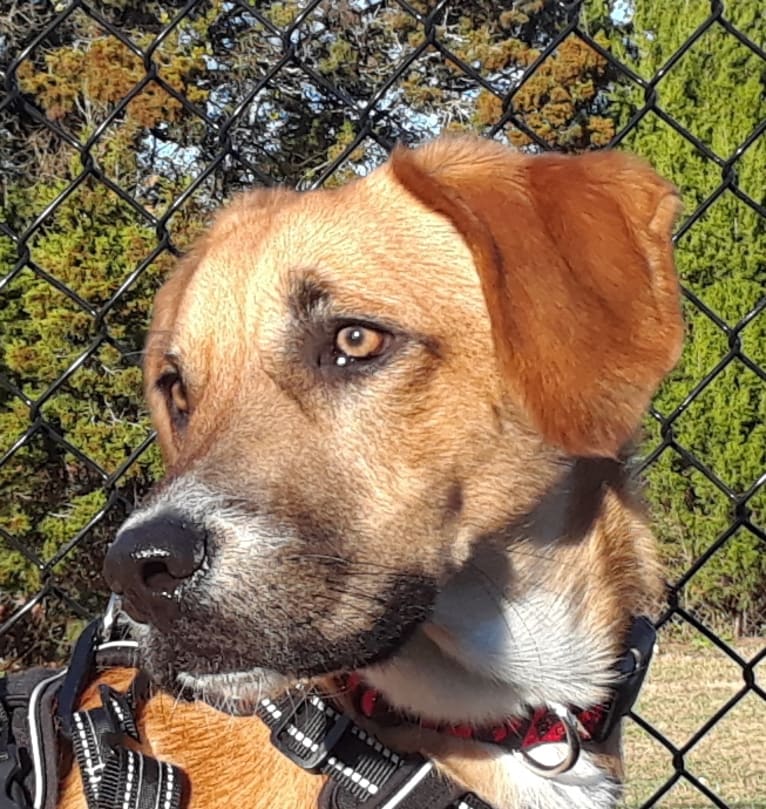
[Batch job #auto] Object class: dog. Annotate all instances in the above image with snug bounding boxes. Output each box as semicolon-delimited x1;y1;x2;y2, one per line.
57;135;683;809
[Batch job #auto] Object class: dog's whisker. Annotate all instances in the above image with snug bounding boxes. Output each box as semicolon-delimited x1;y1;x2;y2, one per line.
498;538;561;565
281;553;414;575
323;583;389;606
458;557;550;677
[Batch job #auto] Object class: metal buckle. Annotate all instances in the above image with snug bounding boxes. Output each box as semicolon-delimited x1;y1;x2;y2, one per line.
591;615;656;744
269;696;351;773
99;593;120;643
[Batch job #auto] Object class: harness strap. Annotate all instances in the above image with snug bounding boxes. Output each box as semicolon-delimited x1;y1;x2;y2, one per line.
0;628;186;809
70;681;185;809
0;668;67;809
3;609;656;809
258;692;492;809
0;700;25;809
62;639;186;809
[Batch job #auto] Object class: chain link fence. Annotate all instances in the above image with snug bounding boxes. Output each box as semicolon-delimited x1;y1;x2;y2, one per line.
1;1;764;807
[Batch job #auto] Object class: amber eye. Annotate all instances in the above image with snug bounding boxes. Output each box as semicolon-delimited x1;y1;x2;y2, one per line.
334;325;387;363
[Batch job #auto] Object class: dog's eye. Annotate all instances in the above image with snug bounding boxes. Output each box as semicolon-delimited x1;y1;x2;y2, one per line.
157;370;189;428
333;325;389;366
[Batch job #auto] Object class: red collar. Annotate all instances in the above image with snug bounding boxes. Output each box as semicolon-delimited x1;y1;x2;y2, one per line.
340;673;608;751
339;615;658;752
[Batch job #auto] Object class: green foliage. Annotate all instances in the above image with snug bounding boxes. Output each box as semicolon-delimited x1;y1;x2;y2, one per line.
605;0;766;632
1;0;764;668
2;1;622;668
0;1;208;666
0;174;169;661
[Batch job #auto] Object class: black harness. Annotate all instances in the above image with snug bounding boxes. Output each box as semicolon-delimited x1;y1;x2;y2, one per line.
0;632;187;809
1;612;656;809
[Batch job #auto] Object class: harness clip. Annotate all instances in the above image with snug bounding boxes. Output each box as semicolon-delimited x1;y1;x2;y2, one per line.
270;695;351;773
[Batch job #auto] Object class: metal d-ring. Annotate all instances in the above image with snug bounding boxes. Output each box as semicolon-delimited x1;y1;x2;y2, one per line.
516;703;582;778
99;593;121;642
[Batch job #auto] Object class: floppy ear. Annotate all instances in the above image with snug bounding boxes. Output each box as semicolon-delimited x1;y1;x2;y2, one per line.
391;137;684;458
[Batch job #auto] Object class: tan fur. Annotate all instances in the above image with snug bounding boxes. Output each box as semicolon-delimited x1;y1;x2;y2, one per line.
60;136;682;808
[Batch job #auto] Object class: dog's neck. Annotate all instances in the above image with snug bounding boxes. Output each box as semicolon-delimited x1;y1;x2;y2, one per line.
356;459;648;809
362;459;629;723
361;549;616;725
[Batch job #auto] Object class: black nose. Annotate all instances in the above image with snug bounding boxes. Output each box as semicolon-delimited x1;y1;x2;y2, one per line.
103;510;207;629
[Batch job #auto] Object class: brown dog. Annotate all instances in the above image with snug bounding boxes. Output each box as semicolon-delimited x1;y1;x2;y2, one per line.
60;136;683;809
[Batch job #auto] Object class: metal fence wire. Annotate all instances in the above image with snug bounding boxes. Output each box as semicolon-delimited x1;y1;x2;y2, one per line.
1;1;765;807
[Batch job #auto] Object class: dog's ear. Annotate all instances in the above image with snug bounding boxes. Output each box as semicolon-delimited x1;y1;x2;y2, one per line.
390;137;684;458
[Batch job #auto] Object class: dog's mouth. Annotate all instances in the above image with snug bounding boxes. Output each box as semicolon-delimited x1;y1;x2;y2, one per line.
131;573;437;712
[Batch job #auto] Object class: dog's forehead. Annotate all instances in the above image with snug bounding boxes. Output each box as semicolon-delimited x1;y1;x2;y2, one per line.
174;167;486;352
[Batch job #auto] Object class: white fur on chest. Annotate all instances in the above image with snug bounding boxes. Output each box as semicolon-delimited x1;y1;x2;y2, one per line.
364;561;616;724
499;746;620;809
362;558;622;808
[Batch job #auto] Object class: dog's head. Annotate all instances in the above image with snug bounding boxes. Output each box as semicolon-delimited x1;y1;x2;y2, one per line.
104;137;682;708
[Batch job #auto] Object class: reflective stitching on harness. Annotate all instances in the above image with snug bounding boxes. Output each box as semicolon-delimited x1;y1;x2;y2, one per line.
325;756;379;795
135;749;144;809
267;696;403;795
346;723;400;763
73;712;105;784
378;761;434;809
163;762;175;809
108;695;127;725
86;710;107;790
28;670;67;809
152;761;162;809
286;724;320;753
123;749;135;809
260;698;283;722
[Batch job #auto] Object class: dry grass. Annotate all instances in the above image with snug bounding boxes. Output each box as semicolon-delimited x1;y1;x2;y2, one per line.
621;638;765;808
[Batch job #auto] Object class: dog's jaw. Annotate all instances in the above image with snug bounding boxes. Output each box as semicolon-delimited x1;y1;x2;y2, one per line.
127;615;294;711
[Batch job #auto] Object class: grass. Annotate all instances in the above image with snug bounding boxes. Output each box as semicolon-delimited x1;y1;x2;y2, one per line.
621;638;765;808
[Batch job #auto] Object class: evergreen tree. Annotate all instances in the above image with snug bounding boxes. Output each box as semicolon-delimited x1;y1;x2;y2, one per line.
606;0;766;634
